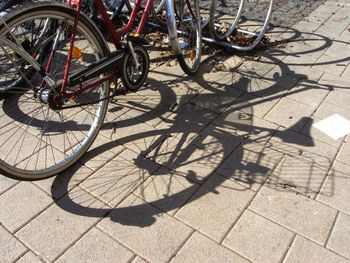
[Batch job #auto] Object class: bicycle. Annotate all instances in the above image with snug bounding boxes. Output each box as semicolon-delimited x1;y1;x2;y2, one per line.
0;0;202;180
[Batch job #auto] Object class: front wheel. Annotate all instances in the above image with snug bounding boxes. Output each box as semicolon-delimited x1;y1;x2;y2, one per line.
0;3;109;180
121;45;150;91
166;0;202;75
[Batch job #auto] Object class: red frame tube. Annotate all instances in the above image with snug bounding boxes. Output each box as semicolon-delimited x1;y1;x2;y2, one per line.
60;0;154;98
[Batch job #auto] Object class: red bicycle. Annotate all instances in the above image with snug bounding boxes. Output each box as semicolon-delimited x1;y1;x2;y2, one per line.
0;0;201;179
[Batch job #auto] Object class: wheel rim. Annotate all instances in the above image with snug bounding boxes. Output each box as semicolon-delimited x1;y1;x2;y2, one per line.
0;8;108;179
176;0;201;72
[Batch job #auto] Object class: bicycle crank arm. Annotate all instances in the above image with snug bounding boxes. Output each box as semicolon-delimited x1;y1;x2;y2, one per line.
68;49;125;87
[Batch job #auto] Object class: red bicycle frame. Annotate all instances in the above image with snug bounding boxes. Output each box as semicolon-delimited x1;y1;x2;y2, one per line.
58;0;154;97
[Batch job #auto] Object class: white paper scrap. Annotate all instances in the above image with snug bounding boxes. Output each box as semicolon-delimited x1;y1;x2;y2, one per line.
313;114;350;140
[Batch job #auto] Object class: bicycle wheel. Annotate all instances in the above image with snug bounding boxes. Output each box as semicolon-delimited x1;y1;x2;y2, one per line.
209;0;244;41
166;0;202;75
121;45;149;91
0;2;109;180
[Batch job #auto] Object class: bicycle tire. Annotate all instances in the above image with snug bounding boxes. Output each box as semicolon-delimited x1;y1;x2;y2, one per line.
121;45;149;91
166;0;202;75
0;2;110;180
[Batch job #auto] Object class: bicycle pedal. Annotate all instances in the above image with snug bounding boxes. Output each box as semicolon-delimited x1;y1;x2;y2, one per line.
126;33;150;46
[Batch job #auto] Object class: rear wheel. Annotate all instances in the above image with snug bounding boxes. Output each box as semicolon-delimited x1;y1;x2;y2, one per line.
0;3;109;180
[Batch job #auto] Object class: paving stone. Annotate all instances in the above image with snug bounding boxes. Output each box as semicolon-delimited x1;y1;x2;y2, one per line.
130;256;148;263
78;134;125;171
167;104;217;137
268;155;328;198
190;83;242;114
175;173;255;242
233;73;281;96
269;128;339;169
317;161;350;214
148;62;185;84
0;183;52;232
249;185;337;245
312;54;349;76
282;49;324;65
108;92;147;117
214;109;279;143
136;79;200;109
327;212;350;260
86;131;124;157
217;91;280;119
56;227;134;263
146;136;224;183
16;251;43;263
337;139;350;164
190;124;243;157
337;24;350;43
16;187;107;262
342;63;350;78
34;164;94;200
318;72;350;94
301;116;344;148
301;33;335;50
286;80;330;107
281;36;324;54
285;64;325;81
217;142;283;191
120;100;174;129
324;89;350;110
261;64;301;93
0;127;48;169
223;210;294;263
171;232;249;263
264;97;316;132
155;103;218;142
134;166;200;215
0;175;18;195
314;101;350;120
293;20;321;32
0;224;27;263
80;149;159;207
323;41;350;58
315;23;348;39
284;235;349;263
105;114;167;155
237;56;277;83
106;94;145;121
97;194;192;263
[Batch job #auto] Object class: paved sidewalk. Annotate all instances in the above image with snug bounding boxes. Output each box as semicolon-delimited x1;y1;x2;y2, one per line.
1;0;350;262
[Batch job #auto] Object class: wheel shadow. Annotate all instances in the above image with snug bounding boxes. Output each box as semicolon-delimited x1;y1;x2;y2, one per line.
45;25;350;227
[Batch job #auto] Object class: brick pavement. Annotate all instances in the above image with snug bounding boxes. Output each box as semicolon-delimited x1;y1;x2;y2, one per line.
1;0;350;262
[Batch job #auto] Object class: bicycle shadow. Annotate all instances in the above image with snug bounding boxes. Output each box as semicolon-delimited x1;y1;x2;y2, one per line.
44;25;350;228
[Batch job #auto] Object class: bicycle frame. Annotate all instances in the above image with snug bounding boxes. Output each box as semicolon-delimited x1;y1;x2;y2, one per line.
58;0;155;99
